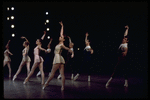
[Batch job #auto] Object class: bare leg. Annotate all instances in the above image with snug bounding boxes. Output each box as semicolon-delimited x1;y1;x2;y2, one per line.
7;62;11;78
26;62;31;76
13;60;26;81
59;64;65;91
3;61;8;67
39;62;45;85
23;62;39;84
43;63;60;89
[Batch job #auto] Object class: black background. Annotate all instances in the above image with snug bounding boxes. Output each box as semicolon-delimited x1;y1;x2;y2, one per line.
2;2;148;78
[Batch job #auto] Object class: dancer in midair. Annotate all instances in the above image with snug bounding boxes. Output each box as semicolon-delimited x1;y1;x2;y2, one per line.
105;25;129;87
36;38;53;77
3;40;13;78
74;32;93;81
57;36;74;79
13;36;31;81
23;31;48;85
42;21;73;91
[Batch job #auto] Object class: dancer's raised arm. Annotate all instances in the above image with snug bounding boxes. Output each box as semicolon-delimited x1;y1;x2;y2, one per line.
59;21;64;38
67;36;72;44
7;49;13;55
85;32;89;43
21;36;29;43
124;25;129;37
41;31;46;40
38;45;47;53
47;38;53;48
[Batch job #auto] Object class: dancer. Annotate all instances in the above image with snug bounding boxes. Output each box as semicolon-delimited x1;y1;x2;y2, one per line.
57;36;74;79
3;40;13;78
105;25;129;87
74;32;93;81
23;31;48;85
42;21;73;91
36;38;53;77
13;36;31;81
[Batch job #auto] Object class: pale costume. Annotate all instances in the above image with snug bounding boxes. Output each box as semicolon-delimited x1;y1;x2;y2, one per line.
53;44;65;65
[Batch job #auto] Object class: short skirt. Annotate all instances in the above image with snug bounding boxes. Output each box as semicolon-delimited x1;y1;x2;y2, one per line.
53;54;65;65
22;56;31;62
4;56;11;62
34;55;44;63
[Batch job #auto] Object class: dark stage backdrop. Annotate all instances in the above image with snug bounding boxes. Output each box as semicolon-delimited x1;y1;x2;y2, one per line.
2;2;148;78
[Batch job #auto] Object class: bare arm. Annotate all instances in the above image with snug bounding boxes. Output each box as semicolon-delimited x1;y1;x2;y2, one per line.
124;25;129;36
67;36;72;44
5;40;11;47
85;32;89;42
41;31;46;40
7;40;11;45
47;38;53;48
38;45;47;52
61;44;73;53
21;36;30;44
90;48;94;54
7;50;13;55
59;21;64;38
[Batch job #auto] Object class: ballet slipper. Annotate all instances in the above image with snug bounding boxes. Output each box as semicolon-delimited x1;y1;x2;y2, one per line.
12;75;17;81
23;78;29;84
61;86;64;91
42;82;49;90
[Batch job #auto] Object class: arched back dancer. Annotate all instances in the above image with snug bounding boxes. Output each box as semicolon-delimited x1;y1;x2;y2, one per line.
105;25;129;87
42;21;73;91
13;36;31;81
23;31;48;85
73;32;93;82
3;40;13;78
57;36;74;80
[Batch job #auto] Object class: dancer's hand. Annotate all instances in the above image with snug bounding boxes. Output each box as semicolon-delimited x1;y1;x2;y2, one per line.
91;49;94;54
44;31;46;34
125;25;129;29
50;38;53;41
71;53;74;58
21;36;26;39
59;21;63;26
67;36;70;38
85;32;89;36
45;50;48;53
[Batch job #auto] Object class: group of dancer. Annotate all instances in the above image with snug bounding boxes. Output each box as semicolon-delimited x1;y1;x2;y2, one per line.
3;21;129;91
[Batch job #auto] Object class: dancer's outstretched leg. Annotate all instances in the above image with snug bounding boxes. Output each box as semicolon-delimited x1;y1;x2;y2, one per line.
39;62;45;85
26;62;31;76
7;62;11;78
43;63;60;89
13;61;26;81
23;62;39;84
59;64;65;91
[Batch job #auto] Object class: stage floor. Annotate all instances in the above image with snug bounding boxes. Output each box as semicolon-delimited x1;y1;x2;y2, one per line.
3;72;147;99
